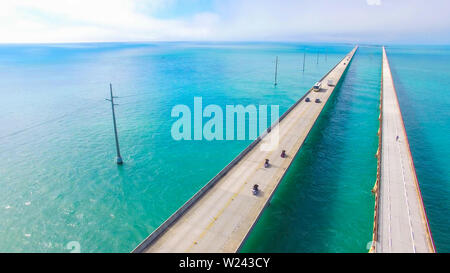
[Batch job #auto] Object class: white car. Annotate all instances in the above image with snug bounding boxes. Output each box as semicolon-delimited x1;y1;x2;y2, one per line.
313;82;321;92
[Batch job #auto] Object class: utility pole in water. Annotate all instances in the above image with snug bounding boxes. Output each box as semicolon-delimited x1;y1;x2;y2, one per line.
106;83;123;165
302;51;306;72
274;56;278;86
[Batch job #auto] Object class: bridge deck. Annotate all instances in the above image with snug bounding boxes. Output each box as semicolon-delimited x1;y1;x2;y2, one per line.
134;46;358;253
376;47;435;253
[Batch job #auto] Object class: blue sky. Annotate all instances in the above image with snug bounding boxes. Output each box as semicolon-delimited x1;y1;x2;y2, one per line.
0;0;449;44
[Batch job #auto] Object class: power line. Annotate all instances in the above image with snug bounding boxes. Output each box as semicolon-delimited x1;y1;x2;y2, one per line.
0;100;104;140
0;90;154;141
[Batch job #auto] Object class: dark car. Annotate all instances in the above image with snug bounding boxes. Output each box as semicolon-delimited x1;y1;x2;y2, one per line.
305;97;311;102
315;99;321;103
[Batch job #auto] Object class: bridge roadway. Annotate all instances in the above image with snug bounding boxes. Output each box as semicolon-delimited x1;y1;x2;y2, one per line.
134;46;358;253
374;47;435;253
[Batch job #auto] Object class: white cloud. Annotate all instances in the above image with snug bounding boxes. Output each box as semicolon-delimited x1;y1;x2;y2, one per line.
0;0;217;43
0;0;449;44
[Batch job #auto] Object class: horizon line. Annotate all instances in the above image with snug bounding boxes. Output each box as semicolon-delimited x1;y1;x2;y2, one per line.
0;40;449;46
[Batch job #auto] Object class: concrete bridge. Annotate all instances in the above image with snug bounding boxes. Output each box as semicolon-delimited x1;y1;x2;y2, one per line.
370;47;435;253
133;46;358;253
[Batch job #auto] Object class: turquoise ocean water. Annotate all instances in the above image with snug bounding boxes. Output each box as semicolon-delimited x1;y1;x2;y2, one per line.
0;43;448;253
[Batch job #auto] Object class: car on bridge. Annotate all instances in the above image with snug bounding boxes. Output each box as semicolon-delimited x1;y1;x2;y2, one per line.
313;82;322;92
